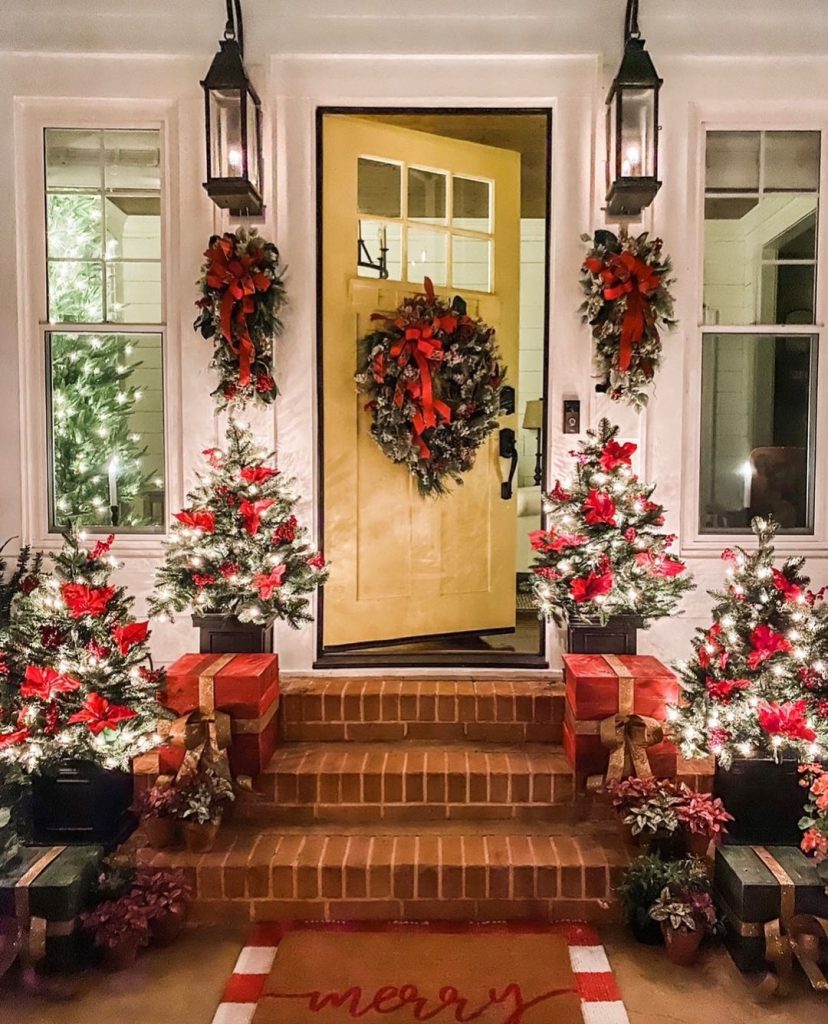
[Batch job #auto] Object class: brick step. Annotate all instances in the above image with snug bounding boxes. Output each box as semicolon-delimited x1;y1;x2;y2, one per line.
233;741;575;825
136;821;629;924
279;677;564;744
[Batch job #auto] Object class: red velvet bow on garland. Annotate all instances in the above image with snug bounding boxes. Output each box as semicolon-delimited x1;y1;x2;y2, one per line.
584;250;661;374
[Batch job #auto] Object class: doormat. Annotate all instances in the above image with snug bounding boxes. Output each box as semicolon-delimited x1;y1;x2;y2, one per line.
211;921;629;1024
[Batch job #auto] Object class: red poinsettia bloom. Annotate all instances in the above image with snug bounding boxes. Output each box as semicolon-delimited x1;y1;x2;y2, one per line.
756;699;816;742
192;574;217;588
273;515;298;545
747;624;792;670
239;499;275;535
219;563;240;579
705;676;750;703
570;568;614;603
252;565;287;600
308;554;326;570
771;568;804;603
20;665;80;700
202;448;223;468
88;534;115;561
634;550;687;577
68;692;138;735
582;490;617;527
549;480;573;502
112;621;150;656
241;466;278;485
174;510;216;533
0;728;29;748
600;439;637;472
61;584;115;619
529;529;588;553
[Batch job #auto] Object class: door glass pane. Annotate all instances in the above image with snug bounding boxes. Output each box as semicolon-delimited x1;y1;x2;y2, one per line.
48;332;165;530
358;158;401;218
407;227;447;286
103;130;161;191
704;194;818;325
765;131;820;192
453;176;491;231
705;131;760;192
452;235;491;293
407;167;447;223
357;219;402;281
699;333;814;533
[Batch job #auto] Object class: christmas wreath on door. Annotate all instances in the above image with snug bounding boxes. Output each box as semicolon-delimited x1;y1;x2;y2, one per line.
354;278;505;497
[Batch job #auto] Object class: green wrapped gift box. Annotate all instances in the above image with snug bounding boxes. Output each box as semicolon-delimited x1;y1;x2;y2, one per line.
715;844;828;973
0;844;102;970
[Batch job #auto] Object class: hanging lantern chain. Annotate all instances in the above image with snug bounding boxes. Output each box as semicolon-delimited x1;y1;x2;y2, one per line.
223;0;245;57
624;0;641;41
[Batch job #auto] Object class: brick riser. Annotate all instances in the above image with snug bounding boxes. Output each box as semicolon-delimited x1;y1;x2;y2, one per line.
233;741;575;825
138;826;629;926
279;678;564;745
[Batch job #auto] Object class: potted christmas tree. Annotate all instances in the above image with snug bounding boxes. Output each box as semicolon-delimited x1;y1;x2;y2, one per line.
0;532;165;843
150;421;328;653
672;516;828;844
530;419;694;653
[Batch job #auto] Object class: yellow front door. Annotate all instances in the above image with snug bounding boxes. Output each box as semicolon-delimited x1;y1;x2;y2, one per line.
322;115;521;647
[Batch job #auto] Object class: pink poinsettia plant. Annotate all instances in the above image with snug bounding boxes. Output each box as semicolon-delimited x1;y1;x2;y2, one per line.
798;763;828;878
530;419;693;626
150;421;328;629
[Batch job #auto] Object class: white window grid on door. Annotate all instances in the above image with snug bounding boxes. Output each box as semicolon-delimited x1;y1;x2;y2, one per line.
357;153;495;293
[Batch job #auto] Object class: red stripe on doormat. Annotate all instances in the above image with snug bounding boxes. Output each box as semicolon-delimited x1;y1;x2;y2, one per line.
576;971;622;1002
222;972;268;1004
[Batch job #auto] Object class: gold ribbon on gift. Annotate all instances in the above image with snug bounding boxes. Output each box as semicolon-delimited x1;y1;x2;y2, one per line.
749;846;828;1000
584;655;664;791
0;845;67;977
165;654;251;791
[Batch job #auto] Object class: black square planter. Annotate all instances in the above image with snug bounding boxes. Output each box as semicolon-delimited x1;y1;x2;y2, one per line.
192;614;274;654
714;757;807;846
31;760;135;848
565;616;643;655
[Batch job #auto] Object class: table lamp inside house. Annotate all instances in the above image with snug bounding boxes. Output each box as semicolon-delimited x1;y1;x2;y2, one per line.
522;399;544;486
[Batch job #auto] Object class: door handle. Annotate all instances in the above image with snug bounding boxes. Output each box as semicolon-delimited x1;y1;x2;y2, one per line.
499;428;518;500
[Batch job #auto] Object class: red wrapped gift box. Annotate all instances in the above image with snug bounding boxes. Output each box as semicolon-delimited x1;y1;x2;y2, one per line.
562;653;679;782
158;653;280;777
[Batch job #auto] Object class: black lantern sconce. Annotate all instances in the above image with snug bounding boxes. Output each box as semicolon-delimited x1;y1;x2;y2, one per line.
201;0;264;216
605;0;662;217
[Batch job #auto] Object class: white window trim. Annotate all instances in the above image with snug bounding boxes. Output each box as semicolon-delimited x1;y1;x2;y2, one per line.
681;109;828;558
14;97;183;557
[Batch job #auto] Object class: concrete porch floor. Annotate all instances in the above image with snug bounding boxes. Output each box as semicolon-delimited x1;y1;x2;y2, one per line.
0;924;823;1023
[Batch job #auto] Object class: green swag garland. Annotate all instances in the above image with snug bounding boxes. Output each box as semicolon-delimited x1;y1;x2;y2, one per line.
581;229;677;410
355;279;505;497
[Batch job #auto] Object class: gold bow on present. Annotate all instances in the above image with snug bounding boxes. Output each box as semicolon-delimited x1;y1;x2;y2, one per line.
584;655;664;791
750;846;828;1000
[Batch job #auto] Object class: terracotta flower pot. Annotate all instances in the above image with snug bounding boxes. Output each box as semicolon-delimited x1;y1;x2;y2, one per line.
143;815;178;850
662;924;704;966
183;819;221;854
150;903;188;946
682;831;712;859
102;931;143;972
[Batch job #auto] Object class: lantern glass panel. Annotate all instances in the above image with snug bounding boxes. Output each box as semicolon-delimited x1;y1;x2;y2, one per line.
209;88;243;179
245;95;260;193
618;87;655;178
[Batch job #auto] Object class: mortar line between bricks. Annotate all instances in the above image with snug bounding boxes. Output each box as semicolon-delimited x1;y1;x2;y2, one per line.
505;836;514;901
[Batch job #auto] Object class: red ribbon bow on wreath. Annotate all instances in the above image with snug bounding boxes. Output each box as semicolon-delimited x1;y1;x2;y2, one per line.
388;283;453;459
585;250;661;373
205;235;272;388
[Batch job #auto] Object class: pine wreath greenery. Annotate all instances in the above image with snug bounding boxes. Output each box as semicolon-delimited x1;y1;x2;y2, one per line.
194;228;287;410
354;278;505;497
150;421;328;628
581;229;677;410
